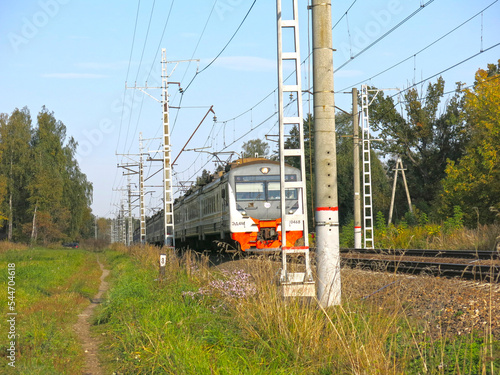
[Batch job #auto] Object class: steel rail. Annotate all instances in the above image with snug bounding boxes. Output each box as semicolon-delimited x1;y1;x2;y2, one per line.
341;248;499;260
342;257;500;283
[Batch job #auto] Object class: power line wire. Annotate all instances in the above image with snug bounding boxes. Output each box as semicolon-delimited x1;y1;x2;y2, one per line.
182;0;257;93
336;0;499;93
335;0;436;72
332;0;358;31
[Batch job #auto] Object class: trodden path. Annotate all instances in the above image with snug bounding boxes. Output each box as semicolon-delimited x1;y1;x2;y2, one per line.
73;257;110;375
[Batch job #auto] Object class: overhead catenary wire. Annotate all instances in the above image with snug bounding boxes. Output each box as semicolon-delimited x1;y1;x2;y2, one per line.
146;0;177;80
170;0;257;137
112;0;143;210
122;0;157;155
331;0;358;31
115;0;142;154
336;0;499;93
182;0;258;94
335;0;436;72
387;41;500;101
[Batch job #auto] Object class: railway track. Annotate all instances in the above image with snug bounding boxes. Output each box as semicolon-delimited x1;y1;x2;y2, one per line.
340;248;500;283
341;247;499;259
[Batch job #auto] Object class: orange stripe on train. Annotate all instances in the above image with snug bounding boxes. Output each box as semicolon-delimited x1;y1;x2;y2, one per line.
231;218;304;251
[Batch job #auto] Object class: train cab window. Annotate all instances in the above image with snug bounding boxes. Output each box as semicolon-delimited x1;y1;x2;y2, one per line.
267;182;280;200
268;182;298;200
236;182;265;201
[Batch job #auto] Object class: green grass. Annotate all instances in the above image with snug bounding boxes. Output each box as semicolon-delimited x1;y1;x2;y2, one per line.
95;250;258;374
95;244;500;374
0;247;101;374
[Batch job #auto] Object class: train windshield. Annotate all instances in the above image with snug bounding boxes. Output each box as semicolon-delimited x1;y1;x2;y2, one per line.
235;175;298;201
267;182;297;200
235;182;265;201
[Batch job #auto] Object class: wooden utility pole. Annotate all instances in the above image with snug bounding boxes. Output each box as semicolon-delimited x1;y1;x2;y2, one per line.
388;156;413;225
312;0;341;306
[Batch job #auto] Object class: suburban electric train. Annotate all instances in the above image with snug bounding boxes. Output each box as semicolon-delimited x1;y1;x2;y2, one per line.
136;158;306;252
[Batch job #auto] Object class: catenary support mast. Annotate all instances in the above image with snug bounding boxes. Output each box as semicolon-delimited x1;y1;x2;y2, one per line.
161;49;175;248
312;0;341;306
361;85;374;249
276;0;315;297
139;132;146;244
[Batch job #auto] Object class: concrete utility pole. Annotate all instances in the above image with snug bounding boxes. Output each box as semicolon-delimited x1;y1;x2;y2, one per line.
312;0;341;306
352;88;362;249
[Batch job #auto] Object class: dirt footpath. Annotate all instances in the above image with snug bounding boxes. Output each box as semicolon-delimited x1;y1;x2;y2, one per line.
73;257;110;375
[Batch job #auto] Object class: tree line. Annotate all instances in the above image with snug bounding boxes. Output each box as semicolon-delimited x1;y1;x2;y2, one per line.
0;106;93;244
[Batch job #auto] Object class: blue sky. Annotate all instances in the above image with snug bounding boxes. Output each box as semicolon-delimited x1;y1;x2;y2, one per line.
1;0;499;218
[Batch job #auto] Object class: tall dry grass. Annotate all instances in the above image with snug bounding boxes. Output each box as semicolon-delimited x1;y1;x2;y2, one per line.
0;240;28;253
375;223;500;250
101;243;499;373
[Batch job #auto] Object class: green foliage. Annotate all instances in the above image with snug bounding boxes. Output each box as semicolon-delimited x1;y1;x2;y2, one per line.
339;218;355;248
375;211;386;231
439;60;500;226
404;210;418;226
443;205;464;233
418;211;429;225
0;106;92;242
241;138;270;158
368;77;468;215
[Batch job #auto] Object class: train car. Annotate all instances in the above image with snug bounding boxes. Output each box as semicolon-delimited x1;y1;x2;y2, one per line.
140;158;306;252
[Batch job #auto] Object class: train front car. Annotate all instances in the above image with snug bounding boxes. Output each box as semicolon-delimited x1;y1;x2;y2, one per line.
227;158;304;252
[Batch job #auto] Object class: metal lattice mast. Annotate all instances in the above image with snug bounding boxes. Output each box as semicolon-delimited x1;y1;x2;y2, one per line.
361;85;374;249
110;218;115;243
139;132;146;244
120;203;126;244
161;48;175;248
127;177;133;246
277;0;314;297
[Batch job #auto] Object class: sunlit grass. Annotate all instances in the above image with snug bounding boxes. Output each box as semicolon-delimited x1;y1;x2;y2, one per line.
96;244;499;374
0;248;101;374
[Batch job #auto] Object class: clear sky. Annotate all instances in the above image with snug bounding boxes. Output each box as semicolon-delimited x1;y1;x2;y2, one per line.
1;0;499;219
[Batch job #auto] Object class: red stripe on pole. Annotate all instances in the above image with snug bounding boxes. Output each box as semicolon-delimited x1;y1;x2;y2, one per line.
354;226;362;229
316;207;339;211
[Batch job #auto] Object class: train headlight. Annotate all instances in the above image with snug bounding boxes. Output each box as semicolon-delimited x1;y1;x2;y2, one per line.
236;204;247;216
260;167;270;174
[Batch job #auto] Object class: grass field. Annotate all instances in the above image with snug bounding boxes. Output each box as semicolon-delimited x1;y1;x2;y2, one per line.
95;244;500;374
0;246;101;374
0;242;498;373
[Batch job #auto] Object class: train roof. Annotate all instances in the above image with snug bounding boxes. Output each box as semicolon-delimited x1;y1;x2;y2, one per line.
228;157;280;169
